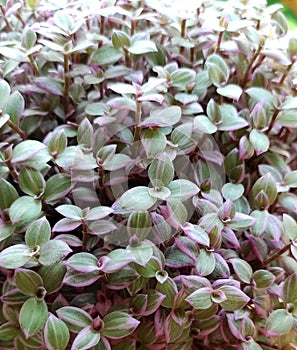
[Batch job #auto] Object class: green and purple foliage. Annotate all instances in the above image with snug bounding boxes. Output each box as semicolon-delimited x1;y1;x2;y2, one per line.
0;0;297;349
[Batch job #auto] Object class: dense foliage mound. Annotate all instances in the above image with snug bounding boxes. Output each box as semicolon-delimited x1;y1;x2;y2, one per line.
0;0;297;349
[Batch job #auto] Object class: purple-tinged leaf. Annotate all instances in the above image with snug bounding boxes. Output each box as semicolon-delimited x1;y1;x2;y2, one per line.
12;140;46;163
266;309;293;336
119;186;157;211
89;220;117;236
4;91;24;125
282;272;297;304
195;249;216;276
56;306;92;333
250;210;269;236
67;253;99;273
0;79;11;108
44;174;72;204
108;83;137;95
217;286;250;311
140;106;182;127
181;223;210;246
249;129;269;155
128;40;157;55
9;196;42;226
44;313;70;350
167;179;199;199
53;218;81;232
230;258;253;284
91;46;123;66
226;213;255;231
186;287;213;310
55;205;82;220
71;326;101;350
63;269;100;287
126;241;153;267
25;217;51;249
217;84;243;101
103;311;140;339
39;240;72;265
252;270;275;289
20;297;47;338
85;207;113;221
0;322;19;341
98;249;136;273
0;244;31;269
0;178;19;210
156;277;178;308
222;183;244;201
34;77;63;96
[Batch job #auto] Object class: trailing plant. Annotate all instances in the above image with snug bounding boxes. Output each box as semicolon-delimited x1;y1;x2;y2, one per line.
0;0;297;349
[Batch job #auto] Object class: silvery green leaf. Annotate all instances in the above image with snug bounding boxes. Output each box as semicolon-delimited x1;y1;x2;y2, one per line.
119;186;157;211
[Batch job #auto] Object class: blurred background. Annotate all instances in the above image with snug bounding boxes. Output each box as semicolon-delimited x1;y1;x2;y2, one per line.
268;0;297;29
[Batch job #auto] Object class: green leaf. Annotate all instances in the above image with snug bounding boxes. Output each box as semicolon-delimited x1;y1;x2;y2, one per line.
127;211;152;240
246;87;276;108
282;272;297;304
283;214;297;241
9;196;42;226
141;128;167;156
38;263;67;294
34;77;64;96
85;102;109;116
217;286;250;311
3;91;24;125
167;199;188;225
252;173;277;207
103;311;140;339
25;217;51;249
22;27;37;50
67;253;99;273
148;156;174;188
229;258;253;283
20;297;48;337
266;309;293;336
12;140;46;163
193;115;217;134
276;109;297;128
156;276;178;308
0;322;19;341
252;270;275;289
112;30;131;49
249;129;269;155
53;10;74;32
18;168;45;196
170;68;195;89
141;106;182;127
15;268;44;296
92;46;122;65
71;326;101;350
148;186;171;200
48;130;67;155
186;287;213;310
167;179;199;200
44;313;70;350
284;170;297;188
182;223;210;246
0;113;9;128
38;240;72;265
119;186;157;211
0;244;31;269
128;40;157;54
195;249;215;276
44;174;72;204
217;84;243;101
55;204;82;220
222;183;244;200
205;54;229;87
56;306;92;333
0;178;19;209
0;79;11;108
126;241;153;267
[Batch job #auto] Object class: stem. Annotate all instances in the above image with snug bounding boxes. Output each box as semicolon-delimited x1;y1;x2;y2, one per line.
14;12;26;27
130;19;136;37
0;6;13;31
133;100;142;142
7;120;28;140
100;16;105;36
63;54;70;116
6;161;19;182
265;109;280;134
279;62;293;85
82;221;89;252
190;47;195;65
180;19;187;55
241;44;263;89
28;54;40;76
124;47;131;68
263;243;291;265
215;31;223;54
98;163;106;205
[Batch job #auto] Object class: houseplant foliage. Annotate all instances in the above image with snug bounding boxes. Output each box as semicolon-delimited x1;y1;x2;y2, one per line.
0;0;297;348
